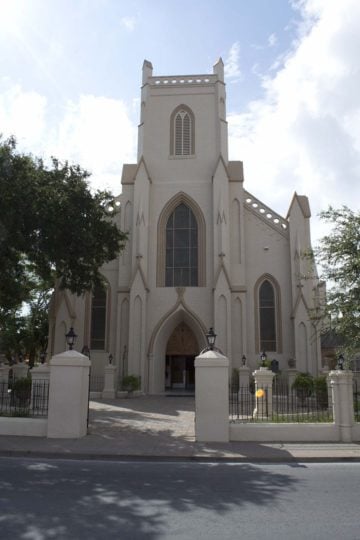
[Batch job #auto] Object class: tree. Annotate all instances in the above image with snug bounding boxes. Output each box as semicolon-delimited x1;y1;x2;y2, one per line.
316;206;360;356
0;136;127;358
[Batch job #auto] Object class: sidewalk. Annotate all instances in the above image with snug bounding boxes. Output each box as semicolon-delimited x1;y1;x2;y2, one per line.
1;396;360;462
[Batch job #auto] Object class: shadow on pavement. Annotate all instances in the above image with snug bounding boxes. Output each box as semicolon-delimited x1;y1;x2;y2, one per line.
0;457;300;540
87;396;300;462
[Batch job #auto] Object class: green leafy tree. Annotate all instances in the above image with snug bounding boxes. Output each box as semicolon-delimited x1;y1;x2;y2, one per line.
0;136;127;357
316;206;360;356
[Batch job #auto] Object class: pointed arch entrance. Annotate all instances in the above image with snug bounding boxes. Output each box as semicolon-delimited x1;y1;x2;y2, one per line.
148;306;206;393
165;322;198;390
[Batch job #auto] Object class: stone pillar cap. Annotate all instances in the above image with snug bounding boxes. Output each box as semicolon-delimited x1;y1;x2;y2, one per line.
50;350;91;367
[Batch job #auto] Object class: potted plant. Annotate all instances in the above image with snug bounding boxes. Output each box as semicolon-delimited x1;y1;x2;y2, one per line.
122;375;141;395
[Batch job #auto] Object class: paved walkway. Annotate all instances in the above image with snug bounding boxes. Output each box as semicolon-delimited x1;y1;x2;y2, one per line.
1;396;360;462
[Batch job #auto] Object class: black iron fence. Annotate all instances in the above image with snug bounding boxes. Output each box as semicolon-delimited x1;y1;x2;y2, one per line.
230;381;333;423
0;379;49;417
89;374;104;393
229;385;255;420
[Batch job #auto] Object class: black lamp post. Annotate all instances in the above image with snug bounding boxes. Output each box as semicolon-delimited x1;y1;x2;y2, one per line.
108;353;113;365
260;351;267;367
242;354;247;366
205;327;217;351
65;327;77;351
337;354;345;370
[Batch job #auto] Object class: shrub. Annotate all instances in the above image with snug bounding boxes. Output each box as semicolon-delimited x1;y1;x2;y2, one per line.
292;372;314;401
314;376;328;408
259;359;272;369
122;375;141;392
13;376;32;411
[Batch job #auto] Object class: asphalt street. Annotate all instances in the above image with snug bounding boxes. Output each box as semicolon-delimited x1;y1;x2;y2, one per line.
1;457;359;540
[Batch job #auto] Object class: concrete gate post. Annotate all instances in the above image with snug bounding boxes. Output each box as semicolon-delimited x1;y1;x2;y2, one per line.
329;370;354;442
12;362;29;380
47;350;90;438
102;364;117;399
253;368;275;419
195;349;229;442
286;368;298;390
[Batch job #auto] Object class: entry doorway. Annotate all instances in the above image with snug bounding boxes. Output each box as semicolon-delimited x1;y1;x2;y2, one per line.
165;355;195;390
164;322;199;391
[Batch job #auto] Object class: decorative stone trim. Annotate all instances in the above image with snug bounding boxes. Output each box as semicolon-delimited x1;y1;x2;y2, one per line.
244;190;289;236
150;75;217;86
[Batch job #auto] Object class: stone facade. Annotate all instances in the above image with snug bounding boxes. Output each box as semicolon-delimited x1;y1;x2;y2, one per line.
48;59;324;393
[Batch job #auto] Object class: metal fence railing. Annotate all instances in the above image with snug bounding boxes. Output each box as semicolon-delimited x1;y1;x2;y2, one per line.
272;380;333;423
0;379;49;417
89;374;104;393
230;381;333;423
229;385;255;421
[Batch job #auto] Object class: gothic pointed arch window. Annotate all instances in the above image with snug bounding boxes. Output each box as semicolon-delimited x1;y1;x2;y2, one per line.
90;284;108;350
170;105;195;156
255;276;282;353
157;194;206;287
165;203;198;286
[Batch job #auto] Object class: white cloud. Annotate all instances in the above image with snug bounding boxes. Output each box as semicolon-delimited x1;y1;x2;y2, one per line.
120;16;136;32
228;0;360;243
48;95;137;194
224;42;241;80
0;83;137;196
0;81;47;148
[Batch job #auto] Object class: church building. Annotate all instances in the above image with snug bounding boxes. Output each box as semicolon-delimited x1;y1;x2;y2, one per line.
48;59;324;393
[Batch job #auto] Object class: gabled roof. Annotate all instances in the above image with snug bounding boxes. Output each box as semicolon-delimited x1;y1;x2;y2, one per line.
321;329;345;348
244;190;289;238
286;192;311;219
121;157;152;185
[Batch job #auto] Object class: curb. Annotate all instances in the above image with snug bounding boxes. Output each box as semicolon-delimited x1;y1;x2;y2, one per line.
1;450;360;463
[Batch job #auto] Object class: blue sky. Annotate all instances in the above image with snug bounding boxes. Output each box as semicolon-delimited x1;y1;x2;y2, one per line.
1;0;359;242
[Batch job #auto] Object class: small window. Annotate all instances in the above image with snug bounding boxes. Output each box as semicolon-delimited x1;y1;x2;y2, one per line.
90;285;107;350
170;105;195;156
259;280;276;351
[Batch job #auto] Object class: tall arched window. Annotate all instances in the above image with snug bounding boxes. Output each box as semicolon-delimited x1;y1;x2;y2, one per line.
259;280;277;351
165;203;198;286
157;193;206;287
90;285;107;350
170;105;195;156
